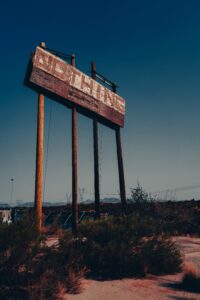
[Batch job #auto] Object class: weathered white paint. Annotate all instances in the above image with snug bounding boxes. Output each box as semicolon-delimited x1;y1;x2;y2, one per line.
33;47;125;115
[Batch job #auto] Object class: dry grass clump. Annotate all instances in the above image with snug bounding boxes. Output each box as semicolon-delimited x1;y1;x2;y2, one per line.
0;216;85;300
65;269;86;294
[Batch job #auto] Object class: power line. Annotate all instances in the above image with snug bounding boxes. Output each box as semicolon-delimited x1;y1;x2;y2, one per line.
150;184;200;195
83;183;200;199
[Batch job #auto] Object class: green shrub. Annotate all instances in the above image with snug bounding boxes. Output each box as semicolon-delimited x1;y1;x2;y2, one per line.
78;217;182;279
30;233;85;299
0;212;41;285
139;235;182;275
79;218;143;278
130;183;155;215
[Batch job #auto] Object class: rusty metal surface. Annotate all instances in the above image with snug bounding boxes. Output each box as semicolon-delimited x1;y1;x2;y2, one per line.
26;46;125;127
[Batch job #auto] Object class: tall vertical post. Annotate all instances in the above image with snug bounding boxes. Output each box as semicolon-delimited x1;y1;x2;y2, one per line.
112;82;126;211
72;107;78;233
115;127;126;211
71;54;78;233
91;62;100;218
115;127;126;210
93;118;100;218
34;42;45;231
35;91;44;231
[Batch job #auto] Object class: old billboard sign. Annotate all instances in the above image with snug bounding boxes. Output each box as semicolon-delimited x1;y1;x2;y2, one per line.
25;46;125;127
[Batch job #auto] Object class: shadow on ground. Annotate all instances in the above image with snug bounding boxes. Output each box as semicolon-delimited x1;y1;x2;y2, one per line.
161;280;200;296
169;297;198;300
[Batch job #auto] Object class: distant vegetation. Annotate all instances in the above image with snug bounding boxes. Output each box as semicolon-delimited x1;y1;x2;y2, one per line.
12;199;200;237
128;183;200;236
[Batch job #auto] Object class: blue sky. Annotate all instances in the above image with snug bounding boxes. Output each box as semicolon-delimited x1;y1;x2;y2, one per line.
1;0;200;204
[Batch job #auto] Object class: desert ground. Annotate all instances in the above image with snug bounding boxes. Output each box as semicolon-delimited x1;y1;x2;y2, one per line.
66;236;200;300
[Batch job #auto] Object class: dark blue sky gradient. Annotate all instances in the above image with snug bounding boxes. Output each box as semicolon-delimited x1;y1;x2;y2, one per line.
1;0;200;203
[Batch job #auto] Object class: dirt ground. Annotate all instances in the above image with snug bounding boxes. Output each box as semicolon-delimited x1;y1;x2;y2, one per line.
65;236;200;300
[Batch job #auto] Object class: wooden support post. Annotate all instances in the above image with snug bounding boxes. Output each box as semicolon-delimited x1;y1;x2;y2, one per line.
72;106;78;233
91;62;100;218
35;93;44;231
115;127;126;211
34;42;45;232
93;117;100;218
71;53;78;233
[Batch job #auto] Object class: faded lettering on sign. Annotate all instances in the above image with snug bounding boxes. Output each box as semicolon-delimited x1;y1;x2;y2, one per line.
33;47;125;116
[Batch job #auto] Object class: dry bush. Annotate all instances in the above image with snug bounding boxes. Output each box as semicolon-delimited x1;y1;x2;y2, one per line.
65;268;86;294
27;269;67;300
0;216;85;300
140;235;183;275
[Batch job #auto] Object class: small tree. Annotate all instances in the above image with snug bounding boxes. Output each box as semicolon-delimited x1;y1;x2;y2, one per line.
130;182;149;204
130;183;155;214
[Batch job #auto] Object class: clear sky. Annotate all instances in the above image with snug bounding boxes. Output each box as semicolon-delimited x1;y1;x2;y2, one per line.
1;0;200;204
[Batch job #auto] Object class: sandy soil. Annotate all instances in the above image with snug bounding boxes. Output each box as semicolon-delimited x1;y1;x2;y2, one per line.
65;236;200;300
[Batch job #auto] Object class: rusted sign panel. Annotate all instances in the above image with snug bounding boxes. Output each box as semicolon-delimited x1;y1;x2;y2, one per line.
26;46;125;127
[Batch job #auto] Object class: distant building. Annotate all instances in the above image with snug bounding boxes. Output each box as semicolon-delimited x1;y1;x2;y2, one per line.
0;209;12;223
